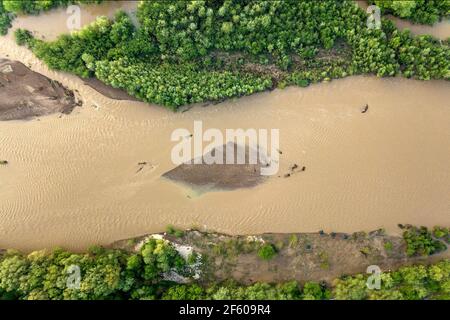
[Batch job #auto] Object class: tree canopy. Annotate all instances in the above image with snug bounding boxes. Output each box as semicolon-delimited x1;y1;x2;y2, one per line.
8;0;450;109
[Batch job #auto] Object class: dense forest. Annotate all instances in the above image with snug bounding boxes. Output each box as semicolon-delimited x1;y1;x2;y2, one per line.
7;0;450;108
0;237;448;300
371;0;450;25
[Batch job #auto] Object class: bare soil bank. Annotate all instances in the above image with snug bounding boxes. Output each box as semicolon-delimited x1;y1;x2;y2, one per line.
162;143;269;192
0;59;79;121
82;77;138;102
113;228;450;284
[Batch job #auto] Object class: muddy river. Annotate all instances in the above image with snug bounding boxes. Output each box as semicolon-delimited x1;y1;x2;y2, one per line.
0;2;449;250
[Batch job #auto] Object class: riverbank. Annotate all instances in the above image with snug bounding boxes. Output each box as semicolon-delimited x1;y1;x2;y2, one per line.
0;59;79;120
111;226;450;284
1;227;449;300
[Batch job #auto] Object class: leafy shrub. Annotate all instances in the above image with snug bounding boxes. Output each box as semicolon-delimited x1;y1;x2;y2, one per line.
166;225;184;238
14;28;33;46
403;226;447;257
0;1;12;35
333;260;450;300
257;244;277;260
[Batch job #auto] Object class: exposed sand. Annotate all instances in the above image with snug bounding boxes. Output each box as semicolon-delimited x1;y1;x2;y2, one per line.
0;59;78;120
82;77;138;101
163;143;269;192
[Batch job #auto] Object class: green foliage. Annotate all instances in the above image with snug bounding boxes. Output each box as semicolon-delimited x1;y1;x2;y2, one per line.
288;234;298;248
388;29;450;80
333;260;450;300
13;0;450;109
206;281;304;300
403;226;447;257
373;0;450;25
257;244;277;260
0;0;12;35
0;239;187;300
14;28;33;46
384;241;393;252
140;239;186;280
162;284;204;300
30;14;127;78
302;282;331;300
433;226;449;242
0;243;449;300
94;59;272;109
166;225;185;238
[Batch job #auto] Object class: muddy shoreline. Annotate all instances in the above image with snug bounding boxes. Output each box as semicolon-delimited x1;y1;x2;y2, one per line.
111;228;450;284
82;77;139;102
163;143;270;192
0;59;79;121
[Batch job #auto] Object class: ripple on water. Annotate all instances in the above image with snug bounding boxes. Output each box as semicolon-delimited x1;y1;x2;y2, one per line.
1;14;450;250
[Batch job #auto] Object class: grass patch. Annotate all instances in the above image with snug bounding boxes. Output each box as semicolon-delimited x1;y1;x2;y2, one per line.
257;244;277;261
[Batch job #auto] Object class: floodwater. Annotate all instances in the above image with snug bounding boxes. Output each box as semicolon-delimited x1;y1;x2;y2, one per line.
0;2;449;251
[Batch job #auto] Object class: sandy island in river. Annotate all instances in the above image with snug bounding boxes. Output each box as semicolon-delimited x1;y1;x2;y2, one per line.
162;143;271;192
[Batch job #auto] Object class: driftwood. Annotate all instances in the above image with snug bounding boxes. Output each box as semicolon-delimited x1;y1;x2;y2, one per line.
361;104;369;113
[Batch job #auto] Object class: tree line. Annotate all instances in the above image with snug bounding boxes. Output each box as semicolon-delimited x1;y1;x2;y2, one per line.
0;238;448;300
10;0;450;108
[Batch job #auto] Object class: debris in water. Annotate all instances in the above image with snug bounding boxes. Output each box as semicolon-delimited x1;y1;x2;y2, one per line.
361;104;369;113
0;160;8;165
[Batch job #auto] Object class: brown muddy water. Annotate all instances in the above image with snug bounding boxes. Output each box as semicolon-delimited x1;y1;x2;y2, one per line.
0;2;449;251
